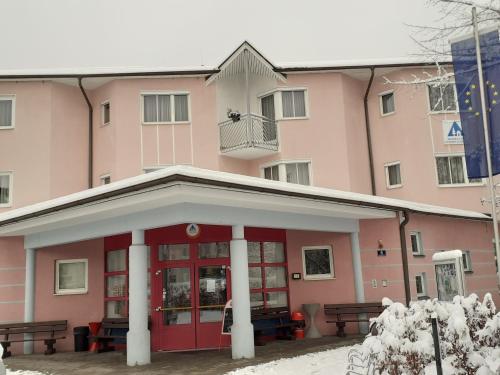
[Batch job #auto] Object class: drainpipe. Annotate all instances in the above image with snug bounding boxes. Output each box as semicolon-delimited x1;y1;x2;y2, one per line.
399;210;411;306
363;67;376;195
78;77;93;189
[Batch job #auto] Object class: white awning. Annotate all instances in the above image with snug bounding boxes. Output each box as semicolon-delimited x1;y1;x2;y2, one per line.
0;166;488;249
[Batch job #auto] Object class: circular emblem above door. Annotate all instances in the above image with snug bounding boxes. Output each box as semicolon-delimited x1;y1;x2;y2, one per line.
186;223;201;238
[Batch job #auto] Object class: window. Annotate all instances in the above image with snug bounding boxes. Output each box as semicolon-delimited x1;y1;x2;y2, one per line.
462;250;473;272
0;173;12;206
385;162;402;188
428;83;457;112
263;161;311;185
281;90;306;118
380;91;395;115
105;248;128;317
302;245;334;280
0;96;14;129
436;155;482;186
55;259;88;295
101;102;110;125
410;231;424;256
100;175;111;185
142;93;189;124
248;241;288;309
415;272;428;298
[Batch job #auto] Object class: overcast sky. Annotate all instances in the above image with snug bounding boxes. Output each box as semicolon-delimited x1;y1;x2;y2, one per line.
0;0;441;72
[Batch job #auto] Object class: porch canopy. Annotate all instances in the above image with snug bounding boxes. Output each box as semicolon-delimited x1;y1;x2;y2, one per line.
0;166;489;366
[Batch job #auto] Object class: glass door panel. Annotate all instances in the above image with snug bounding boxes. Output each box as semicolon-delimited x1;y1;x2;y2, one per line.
198;265;227;323
162;267;192;325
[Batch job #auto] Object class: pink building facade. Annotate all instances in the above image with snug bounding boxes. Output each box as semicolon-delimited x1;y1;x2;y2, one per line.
0;42;498;365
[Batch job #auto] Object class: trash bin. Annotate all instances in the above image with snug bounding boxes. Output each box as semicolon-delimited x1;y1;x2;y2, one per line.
73;326;90;352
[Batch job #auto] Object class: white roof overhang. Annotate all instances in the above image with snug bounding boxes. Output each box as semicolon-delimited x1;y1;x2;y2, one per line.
0;166;489;249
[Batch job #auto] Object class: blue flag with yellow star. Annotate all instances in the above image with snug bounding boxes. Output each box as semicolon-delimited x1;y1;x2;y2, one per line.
451;29;500;178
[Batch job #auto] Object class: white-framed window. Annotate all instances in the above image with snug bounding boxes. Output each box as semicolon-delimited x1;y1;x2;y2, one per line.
281;89;307;119
415;272;428;298
302;245;335;280
141;92;190;124
0;172;12;207
101;101;110;126
0;95;15;129
462;250;473;272
435;155;483;186
428;83;457;113
55;259;88;295
262;161;311;185
410;231;424;256
384;162;402;188
379;91;395;116
100;174;111;185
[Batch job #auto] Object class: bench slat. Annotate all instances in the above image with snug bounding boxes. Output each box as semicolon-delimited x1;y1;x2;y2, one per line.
1;325;67;335
325;308;383;315
0;320;67;330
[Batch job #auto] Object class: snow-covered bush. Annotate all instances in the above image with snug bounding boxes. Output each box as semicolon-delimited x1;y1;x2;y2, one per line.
0;344;5;375
360;293;500;375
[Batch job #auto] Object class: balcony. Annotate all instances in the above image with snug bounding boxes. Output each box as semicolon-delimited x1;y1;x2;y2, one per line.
219;113;279;159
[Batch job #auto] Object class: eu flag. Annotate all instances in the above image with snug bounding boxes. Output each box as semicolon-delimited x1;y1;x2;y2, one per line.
451;29;500;178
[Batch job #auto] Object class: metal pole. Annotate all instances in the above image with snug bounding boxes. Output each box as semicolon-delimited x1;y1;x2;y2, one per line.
244;49;253;145
431;314;443;375
472;7;500;286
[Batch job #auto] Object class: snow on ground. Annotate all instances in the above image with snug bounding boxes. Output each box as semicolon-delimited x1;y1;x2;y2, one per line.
7;371;47;375
225;345;354;375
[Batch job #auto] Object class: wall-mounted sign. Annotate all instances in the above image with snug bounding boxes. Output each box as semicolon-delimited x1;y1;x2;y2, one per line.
221;300;233;335
432;250;466;301
291;272;302;280
186;223;201;238
442;120;464;144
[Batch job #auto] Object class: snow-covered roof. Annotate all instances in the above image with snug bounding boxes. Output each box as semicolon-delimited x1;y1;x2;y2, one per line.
0;166;489;228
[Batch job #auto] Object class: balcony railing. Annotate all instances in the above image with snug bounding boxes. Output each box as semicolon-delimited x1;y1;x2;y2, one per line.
219;113;279;156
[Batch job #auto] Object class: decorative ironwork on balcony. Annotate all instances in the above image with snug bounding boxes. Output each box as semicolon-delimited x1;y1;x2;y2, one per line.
219;113;278;158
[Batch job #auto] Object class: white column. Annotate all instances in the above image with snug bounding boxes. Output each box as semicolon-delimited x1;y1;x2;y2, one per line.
126;230;151;366
350;232;368;334
24;248;36;354
230;225;255;359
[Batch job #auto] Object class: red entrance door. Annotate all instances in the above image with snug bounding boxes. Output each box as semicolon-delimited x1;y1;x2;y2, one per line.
150;225;232;351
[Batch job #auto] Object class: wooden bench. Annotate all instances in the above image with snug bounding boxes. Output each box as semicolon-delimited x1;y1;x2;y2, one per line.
88;318;128;353
251;308;298;346
324;303;385;337
0;320;67;358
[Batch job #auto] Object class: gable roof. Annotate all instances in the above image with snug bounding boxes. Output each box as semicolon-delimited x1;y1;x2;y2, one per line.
206;41;286;84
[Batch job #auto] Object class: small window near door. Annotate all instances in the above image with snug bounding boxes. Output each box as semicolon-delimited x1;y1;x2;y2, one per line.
55;259;88;295
159;244;190;261
302;246;334;280
248;241;288;309
198;242;230;259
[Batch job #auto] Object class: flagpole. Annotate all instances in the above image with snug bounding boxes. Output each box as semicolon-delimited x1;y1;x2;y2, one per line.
472;7;500;287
